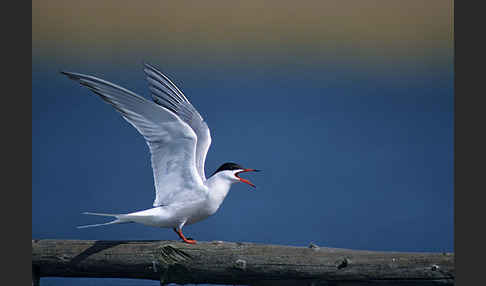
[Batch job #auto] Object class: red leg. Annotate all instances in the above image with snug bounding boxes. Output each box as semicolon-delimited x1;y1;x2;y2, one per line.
173;228;197;244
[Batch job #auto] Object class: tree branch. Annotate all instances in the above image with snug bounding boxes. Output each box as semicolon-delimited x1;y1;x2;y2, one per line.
32;239;454;285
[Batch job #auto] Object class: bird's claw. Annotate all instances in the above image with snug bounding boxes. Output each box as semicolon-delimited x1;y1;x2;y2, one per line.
183;239;197;244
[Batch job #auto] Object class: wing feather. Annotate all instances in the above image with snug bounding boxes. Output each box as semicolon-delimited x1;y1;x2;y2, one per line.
62;71;206;207
143;63;212;181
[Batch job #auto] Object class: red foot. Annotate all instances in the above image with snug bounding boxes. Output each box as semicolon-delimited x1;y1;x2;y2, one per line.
173;228;197;244
183;238;197;244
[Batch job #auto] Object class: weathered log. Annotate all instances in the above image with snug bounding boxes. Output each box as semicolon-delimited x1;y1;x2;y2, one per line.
32;239;454;285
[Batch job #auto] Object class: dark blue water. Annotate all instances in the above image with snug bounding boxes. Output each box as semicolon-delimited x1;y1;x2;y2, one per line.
33;60;453;285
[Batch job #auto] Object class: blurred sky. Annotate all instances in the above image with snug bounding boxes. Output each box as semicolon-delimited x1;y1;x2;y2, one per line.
32;1;454;285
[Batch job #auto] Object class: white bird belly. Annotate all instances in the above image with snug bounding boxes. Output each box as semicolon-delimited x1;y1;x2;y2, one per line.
123;200;215;229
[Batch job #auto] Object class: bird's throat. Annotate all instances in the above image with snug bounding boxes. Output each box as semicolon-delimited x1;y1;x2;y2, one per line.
205;175;232;213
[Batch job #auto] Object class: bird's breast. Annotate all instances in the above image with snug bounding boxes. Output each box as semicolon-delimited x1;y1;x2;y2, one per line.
183;199;219;225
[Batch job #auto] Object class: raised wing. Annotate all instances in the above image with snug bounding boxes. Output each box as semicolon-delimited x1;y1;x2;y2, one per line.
61;71;206;207
143;63;212;181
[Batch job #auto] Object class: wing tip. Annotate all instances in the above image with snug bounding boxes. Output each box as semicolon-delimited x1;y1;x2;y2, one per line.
60;70;88;82
60;70;75;78
143;62;158;73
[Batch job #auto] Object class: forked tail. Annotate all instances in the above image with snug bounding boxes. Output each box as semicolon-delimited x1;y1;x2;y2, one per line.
77;212;131;229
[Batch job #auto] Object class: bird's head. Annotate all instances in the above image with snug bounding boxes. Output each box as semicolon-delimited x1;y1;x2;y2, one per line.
211;162;260;188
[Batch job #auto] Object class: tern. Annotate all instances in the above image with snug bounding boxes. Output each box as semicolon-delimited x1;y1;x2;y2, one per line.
61;63;259;244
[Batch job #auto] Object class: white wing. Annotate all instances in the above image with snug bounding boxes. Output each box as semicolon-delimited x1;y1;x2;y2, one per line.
143;63;212;181
62;71;207;207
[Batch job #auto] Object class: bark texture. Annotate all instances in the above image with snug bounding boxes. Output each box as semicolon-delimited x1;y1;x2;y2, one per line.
32;239;454;285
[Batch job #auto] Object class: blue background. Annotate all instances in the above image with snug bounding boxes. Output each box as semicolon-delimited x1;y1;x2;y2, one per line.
32;1;454;285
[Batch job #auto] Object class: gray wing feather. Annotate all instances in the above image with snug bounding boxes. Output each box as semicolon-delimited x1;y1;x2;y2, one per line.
143;63;212;181
62;71;205;207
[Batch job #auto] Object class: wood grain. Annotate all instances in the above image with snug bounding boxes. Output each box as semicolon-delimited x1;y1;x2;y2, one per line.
32;239;454;285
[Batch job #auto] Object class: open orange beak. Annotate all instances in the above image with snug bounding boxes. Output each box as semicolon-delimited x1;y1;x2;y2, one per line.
235;169;260;188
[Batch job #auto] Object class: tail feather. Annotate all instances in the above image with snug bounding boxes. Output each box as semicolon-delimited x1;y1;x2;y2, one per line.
82;212;121;217
77;212;130;229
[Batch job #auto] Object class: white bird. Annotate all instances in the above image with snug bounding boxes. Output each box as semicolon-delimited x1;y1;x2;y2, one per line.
61;63;259;244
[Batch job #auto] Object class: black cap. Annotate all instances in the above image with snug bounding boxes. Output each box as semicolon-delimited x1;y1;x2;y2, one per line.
211;162;243;176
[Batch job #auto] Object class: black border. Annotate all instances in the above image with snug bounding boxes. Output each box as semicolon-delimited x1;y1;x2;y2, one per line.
455;0;483;285
6;1;32;285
